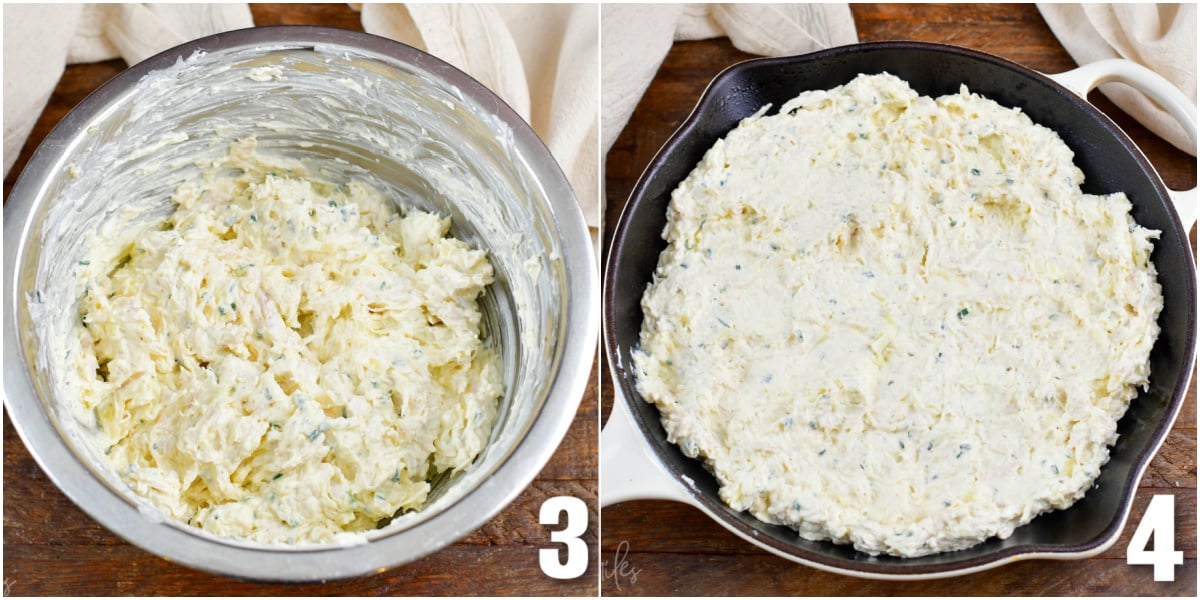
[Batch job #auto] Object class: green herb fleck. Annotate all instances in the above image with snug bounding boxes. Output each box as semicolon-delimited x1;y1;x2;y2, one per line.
957;307;969;319
308;422;329;441
79;260;91;265
970;168;981;176
218;306;227;316
273;473;283;480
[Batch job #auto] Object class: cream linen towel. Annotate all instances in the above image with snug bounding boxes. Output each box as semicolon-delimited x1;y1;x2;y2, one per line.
601;3;859;155
3;3;253;176
3;4;83;176
1039;3;1197;155
358;4;600;231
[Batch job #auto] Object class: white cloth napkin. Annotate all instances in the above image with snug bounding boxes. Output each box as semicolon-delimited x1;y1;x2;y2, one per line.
3;3;253;176
1038;3;1197;155
600;3;859;155
357;4;600;231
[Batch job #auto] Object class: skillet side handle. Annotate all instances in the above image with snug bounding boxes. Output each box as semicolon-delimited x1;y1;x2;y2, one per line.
1047;59;1198;230
600;384;698;507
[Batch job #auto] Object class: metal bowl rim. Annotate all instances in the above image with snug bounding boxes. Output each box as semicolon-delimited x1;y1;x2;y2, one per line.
3;25;599;582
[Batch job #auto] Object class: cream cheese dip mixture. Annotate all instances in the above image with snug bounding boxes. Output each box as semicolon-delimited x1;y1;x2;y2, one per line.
69;138;502;544
633;73;1163;557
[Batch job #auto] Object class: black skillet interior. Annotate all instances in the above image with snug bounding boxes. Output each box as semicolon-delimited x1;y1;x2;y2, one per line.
604;41;1197;575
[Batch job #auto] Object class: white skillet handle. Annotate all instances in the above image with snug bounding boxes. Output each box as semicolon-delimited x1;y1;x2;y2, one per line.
1047;59;1198;229
600;382;699;507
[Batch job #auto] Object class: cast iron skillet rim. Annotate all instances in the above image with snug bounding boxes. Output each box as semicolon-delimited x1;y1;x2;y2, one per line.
603;39;1195;577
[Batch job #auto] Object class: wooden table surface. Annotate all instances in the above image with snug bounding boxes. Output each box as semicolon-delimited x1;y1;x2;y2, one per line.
2;4;597;596
602;3;1197;596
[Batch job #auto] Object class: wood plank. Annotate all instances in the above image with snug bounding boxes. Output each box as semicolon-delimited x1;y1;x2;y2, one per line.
598;553;1195;597
852;3;1079;73
4;542;597;597
250;3;366;29
600;488;1195;560
1139;427;1197;490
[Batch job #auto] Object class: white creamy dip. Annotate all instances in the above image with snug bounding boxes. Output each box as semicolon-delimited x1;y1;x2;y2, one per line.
633;73;1163;557
68;138;503;544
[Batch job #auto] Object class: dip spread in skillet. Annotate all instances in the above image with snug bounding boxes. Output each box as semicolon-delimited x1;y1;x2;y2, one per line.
633;73;1163;557
68;138;503;544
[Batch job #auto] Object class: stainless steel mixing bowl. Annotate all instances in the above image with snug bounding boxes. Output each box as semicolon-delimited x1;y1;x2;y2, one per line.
4;26;597;581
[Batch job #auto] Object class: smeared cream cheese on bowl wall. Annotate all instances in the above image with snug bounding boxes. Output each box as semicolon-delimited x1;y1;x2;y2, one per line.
633;73;1163;557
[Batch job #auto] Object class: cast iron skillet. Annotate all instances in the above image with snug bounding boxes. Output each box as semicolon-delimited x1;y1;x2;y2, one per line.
603;41;1196;578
